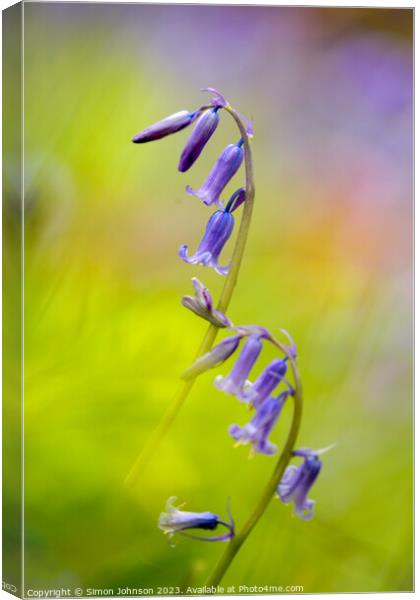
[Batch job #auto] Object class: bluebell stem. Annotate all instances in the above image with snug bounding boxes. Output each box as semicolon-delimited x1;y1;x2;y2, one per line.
182;278;232;328
159;497;235;542
229;391;289;456
186;140;244;206
132;110;199;143
179;208;234;276
182;334;242;380
215;335;262;396
239;358;288;408
277;447;331;521
178;108;220;172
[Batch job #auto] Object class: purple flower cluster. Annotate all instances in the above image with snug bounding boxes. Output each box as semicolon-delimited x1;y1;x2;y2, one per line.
212;331;291;456
182;320;331;520
183;326;292;456
132;89;249;277
134;89;332;543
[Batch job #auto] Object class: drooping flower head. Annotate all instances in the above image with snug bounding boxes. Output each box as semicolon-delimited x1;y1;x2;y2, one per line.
215;335;263;396
179;208;234;276
182;334;242;380
181;278;231;328
186;140;244;207
229;391;289;456
178;108;220;172
132;109;199;143
158;497;235;542
277;446;333;521
239;358;288;408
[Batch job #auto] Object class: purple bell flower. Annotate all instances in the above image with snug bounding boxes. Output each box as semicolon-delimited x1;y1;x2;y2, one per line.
158;497;234;542
132;109;199;143
179;209;234;276
215;335;263;396
186;140;244;206
182;278;232;328
239;358;288;408
277;446;333;521
182;334;242;380
178;108;220;172
229;392;289;456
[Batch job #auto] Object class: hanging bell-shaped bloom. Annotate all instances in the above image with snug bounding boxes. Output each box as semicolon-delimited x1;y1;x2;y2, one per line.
186;140;244;206
158;497;235;542
179;209;234;276
215;335;263;396
178;108;220;172
277;447;332;521
132;109;199;143
229;392;289;456
239;358;288;408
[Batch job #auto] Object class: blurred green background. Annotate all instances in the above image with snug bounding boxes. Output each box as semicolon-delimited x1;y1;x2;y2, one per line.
19;3;413;594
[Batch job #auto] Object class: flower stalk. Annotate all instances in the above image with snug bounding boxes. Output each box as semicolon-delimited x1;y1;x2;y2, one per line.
124;102;255;487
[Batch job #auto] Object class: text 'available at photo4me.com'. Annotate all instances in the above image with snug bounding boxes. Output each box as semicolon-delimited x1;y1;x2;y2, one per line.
12;585;305;598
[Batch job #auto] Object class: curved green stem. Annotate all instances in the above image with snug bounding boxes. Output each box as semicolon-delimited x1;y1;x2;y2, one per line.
217;105;254;313
124;105;255;487
206;341;303;586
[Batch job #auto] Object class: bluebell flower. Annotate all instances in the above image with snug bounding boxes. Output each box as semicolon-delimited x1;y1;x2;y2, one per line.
158;497;235;542
186;140;244;206
215;335;262;396
182;278;232;328
239;358;288;408
132;110;199;143
182;334;242;380
179;209;234;276
277;446;333;521
178;108;220;172
229;392;289;456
